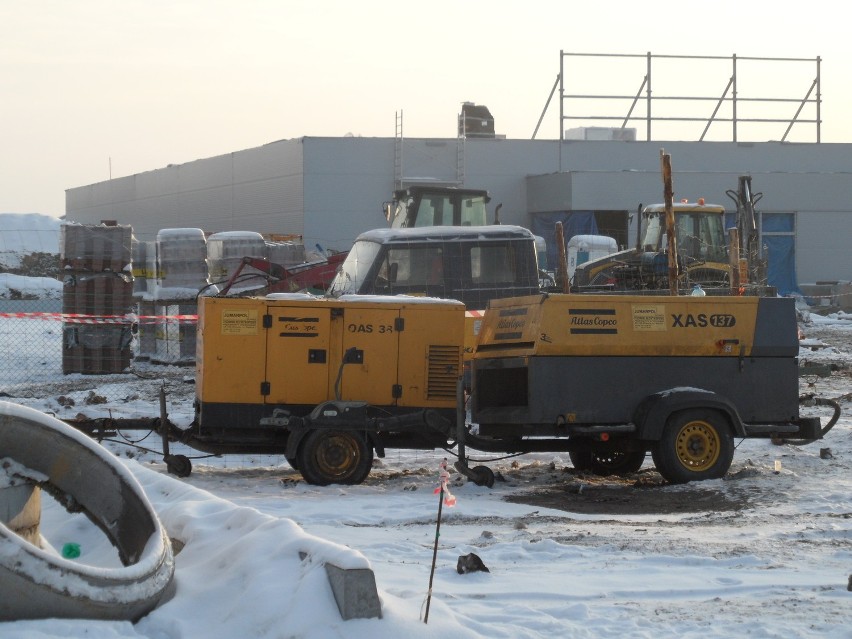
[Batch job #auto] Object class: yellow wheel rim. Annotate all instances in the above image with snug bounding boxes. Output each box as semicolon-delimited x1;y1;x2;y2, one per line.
314;434;358;479
674;420;720;472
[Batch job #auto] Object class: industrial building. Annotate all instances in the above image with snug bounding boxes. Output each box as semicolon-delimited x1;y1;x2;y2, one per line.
64;54;851;295
64;134;852;294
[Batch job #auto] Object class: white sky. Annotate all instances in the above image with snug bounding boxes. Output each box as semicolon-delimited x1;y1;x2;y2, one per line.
1;1;848;218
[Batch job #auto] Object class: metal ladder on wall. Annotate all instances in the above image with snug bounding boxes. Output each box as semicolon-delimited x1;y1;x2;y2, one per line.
393;110;465;190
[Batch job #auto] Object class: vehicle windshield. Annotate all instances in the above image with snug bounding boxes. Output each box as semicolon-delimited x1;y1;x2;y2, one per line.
391;193;489;228
327;240;382;296
640;212;726;262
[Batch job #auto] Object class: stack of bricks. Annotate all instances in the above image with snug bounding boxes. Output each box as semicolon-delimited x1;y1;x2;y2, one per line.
60;223;134;374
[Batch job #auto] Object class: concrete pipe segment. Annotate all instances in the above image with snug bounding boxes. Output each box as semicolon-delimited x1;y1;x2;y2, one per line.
0;401;175;621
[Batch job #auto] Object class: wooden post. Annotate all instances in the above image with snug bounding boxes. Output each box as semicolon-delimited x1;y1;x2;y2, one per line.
660;150;678;296
555;221;570;293
728;227;741;291
423;485;444;624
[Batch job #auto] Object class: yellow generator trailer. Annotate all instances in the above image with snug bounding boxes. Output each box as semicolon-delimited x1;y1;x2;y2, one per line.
188;293;465;485
123;291;837;487
467;293;836;484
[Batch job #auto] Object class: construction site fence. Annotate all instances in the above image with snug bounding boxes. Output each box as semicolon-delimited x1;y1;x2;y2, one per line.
0;298;197;405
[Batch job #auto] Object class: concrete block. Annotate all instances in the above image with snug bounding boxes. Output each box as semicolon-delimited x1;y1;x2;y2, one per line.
324;563;382;620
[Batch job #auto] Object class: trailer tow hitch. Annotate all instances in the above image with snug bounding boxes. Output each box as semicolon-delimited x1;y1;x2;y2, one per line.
452;378;496;488
784;394;843;446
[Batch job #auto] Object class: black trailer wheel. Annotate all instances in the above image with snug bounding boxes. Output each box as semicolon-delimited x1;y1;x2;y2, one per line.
285;456;299;471
569;449;646;476
652;409;734;483
297;429;373;486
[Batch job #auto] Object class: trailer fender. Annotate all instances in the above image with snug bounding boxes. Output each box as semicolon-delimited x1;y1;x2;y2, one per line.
633;389;745;441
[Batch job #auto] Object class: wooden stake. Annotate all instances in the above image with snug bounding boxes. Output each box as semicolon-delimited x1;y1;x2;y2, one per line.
555;221;570;293
660;150;678;295
423;486;445;624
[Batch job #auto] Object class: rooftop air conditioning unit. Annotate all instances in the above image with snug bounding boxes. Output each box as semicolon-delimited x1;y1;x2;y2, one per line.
564;127;636;141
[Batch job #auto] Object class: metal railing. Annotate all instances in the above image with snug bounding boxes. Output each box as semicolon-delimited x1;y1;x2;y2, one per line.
534;52;822;168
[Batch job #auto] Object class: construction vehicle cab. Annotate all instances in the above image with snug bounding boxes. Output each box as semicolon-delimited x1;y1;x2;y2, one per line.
327;225;541;310
572;201;731;292
384;186;492;228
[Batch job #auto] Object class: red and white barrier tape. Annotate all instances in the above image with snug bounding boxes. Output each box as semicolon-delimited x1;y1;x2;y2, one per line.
0;312;198;325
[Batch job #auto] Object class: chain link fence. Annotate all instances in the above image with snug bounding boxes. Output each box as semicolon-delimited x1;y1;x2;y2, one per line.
0;297;195;415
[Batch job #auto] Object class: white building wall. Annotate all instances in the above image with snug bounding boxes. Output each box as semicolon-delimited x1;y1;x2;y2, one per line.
301;138;393;252
65;137;852;284
66;139;305;242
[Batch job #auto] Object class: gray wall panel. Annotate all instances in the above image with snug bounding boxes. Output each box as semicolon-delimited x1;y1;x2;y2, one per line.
796;211;852;284
302;138;393;251
179;155;232;188
136;166;180;197
233;176;302;235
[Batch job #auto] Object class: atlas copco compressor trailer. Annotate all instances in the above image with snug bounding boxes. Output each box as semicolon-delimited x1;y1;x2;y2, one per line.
136;291;838;487
466;293;839;484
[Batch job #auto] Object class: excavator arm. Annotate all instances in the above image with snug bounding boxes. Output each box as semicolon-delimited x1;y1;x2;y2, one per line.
217;254;348;296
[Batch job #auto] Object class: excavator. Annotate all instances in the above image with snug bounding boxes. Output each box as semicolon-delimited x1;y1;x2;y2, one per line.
571;176;767;294
726;175;766;287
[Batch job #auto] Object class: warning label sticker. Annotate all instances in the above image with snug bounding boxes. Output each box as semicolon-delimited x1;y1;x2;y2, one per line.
631;304;666;331
222;309;258;335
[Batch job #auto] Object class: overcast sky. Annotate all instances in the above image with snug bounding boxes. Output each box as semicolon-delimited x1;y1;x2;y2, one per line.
1;1;847;218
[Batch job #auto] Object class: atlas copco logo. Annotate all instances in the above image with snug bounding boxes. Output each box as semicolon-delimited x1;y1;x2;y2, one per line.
671;313;737;328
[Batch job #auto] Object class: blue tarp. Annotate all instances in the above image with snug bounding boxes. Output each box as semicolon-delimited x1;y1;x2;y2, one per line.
762;214;800;295
725;213;799;295
530;211;599;270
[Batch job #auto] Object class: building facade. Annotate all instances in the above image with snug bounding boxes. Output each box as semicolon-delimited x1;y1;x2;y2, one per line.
65;136;852;290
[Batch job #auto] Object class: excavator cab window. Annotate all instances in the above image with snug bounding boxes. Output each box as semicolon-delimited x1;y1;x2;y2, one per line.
459;196;488;226
414;196;452;227
698;214;727;262
676;213;727;262
641;214;663;251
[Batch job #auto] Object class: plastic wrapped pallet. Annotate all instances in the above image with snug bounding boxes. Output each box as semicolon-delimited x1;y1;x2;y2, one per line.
131;237;149;297
152;303;196;365
266;240;306;268
207;231;267;293
156;228;208;298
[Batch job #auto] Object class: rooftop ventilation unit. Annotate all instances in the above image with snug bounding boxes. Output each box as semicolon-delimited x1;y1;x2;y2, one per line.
565;126;637;141
459;102;495;138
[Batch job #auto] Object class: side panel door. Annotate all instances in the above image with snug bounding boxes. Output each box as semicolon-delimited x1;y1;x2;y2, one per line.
264;304;332;405
336;306;400;406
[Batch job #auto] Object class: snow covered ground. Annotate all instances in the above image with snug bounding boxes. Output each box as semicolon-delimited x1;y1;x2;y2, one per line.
0;309;849;637
0;213;60;270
